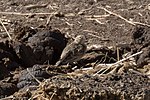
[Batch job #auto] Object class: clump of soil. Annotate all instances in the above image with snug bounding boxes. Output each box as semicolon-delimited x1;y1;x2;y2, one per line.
0;40;18;76
17;64;50;89
0;82;18;98
27;29;67;65
131;25;150;67
1;25;150;100
0;0;150;99
13;73;150;100
0;26;68;97
11;26;67;67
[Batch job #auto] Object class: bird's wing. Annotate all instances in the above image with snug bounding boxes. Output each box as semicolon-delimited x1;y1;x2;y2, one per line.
55;43;86;66
60;43;75;61
55;43;76;66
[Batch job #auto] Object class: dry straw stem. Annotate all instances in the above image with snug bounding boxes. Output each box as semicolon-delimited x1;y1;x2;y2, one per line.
46;11;57;25
87;18;105;24
0;96;14;100
85;15;109;25
93;51;143;76
129;69;145;76
27;68;41;84
117;47;120;61
0;11;56;16
83;30;110;41
0;18;12;40
0;11;77;17
129;69;150;78
97;7;150;27
50;92;55;100
84;14;110;18
77;2;100;15
25;3;48;10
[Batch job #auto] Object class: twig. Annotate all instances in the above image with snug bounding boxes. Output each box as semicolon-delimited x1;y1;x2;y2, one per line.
129;69;150;79
93;51;143;76
0;18;12;40
46;12;57;25
80;67;93;70
0;96;14;100
77;2;100;15
84;14;110;18
95;63;113;67
78;6;93;15
99;7;136;25
83;30;110;41
85;17;106;24
0;12;56;16
0;11;77;18
98;7;150;27
133;21;150;27
25;3;49;10
95;19;105;24
129;69;144;76
117;47;120;61
93;0;97;2
50;92;55;100
46;15;53;25
27;68;41;84
112;51;142;66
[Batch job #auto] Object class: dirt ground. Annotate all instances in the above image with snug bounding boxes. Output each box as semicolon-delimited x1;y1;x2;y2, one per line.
0;0;150;100
0;0;149;45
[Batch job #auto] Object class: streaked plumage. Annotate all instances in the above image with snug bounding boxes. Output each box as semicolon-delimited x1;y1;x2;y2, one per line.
55;35;87;66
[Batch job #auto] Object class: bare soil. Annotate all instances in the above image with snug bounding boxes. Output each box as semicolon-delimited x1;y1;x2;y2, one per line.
0;0;150;100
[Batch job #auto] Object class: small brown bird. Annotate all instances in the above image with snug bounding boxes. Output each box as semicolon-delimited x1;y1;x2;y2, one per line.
55;35;87;66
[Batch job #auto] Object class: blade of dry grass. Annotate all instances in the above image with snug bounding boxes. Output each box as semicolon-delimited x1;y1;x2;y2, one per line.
93;51;143;76
27;68;41;84
0;12;56;16
0;18;12;40
97;7;150;27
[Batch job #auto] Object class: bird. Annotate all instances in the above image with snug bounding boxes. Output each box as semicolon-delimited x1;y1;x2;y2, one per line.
55;35;87;66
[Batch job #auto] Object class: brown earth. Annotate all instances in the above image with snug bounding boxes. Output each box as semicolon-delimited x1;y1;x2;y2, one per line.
0;0;150;100
0;0;149;46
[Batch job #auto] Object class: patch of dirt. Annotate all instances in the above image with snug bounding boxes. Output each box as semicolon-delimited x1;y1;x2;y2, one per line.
0;0;150;46
0;0;150;99
0;82;18;98
11;27;67;67
13;73;150;100
131;25;150;67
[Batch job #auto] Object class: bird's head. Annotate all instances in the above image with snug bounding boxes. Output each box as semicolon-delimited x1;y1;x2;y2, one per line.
74;35;86;44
